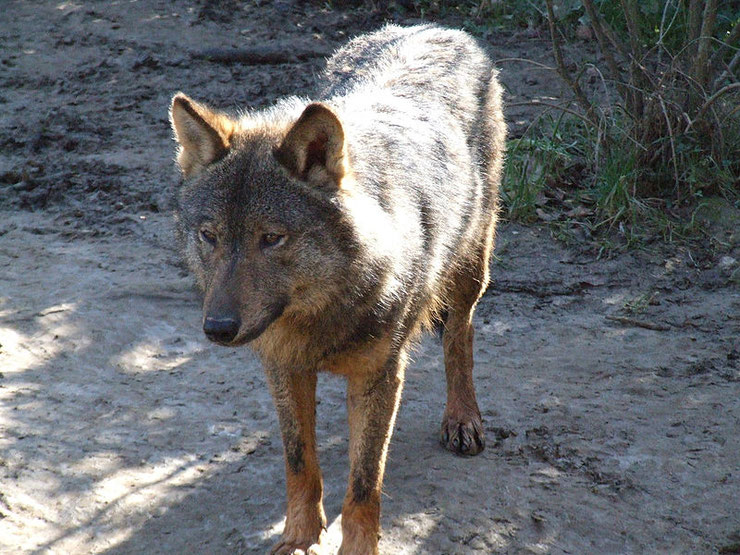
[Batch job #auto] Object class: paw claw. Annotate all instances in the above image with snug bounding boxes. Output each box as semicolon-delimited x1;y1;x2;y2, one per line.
271;538;324;555
271;522;326;554
440;414;485;456
271;543;322;555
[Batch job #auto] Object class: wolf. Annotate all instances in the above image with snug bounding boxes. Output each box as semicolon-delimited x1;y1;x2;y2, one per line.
168;24;505;554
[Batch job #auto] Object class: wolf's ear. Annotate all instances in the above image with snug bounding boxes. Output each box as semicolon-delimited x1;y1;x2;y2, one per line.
273;103;348;189
170;93;236;177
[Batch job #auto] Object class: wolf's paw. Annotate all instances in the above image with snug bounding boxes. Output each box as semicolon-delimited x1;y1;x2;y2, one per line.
271;538;324;555
440;413;485;456
271;527;325;555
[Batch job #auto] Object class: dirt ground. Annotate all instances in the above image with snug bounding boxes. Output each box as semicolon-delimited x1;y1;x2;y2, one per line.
1;1;738;553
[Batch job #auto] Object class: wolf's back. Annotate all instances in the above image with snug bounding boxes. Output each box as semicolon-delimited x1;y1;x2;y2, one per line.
323;23;503;210
315;24;506;330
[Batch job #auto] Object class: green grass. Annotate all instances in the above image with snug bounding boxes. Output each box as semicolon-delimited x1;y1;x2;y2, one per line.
622;291;657;314
500;112;739;253
502;114;590;222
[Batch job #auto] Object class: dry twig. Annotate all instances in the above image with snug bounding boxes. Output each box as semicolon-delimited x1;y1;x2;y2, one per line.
606;315;671;331
692;0;719;89
507;100;596;127
544;0;595;121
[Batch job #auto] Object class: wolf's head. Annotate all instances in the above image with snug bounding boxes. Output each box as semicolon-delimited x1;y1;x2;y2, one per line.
169;93;357;347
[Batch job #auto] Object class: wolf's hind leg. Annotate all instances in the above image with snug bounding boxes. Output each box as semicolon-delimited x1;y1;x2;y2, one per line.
440;237;492;456
266;367;326;554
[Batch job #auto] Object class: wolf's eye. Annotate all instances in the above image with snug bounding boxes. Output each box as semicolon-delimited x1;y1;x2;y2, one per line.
260;233;287;250
199;228;217;246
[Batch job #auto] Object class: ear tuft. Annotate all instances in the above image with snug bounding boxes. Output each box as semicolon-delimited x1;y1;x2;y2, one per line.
273;102;347;189
170;93;236;177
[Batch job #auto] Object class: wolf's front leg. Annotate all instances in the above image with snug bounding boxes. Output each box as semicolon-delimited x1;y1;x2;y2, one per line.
339;351;406;555
266;367;326;555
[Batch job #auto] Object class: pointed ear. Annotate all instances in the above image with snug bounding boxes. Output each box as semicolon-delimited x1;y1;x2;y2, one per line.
170;93;236;177
273;102;348;189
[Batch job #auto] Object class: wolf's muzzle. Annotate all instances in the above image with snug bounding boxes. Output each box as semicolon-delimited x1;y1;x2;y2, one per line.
203;316;240;344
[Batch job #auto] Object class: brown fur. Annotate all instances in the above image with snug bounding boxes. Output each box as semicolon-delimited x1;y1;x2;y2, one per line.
267;370;326;554
170;93;236;177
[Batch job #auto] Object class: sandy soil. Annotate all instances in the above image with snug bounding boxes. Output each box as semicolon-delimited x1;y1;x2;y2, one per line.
1;1;738;553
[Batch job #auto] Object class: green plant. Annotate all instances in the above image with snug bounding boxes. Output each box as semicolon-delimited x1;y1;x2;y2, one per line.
501;113;588;221
543;0;739;206
623;291;657;314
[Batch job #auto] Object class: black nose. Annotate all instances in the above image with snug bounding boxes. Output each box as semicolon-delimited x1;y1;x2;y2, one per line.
203;316;240;344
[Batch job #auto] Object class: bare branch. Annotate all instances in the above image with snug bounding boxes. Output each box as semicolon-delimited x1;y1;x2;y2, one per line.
691;0;719;88
714;48;740;88
606;315;671;331
656;0;681;66
580;0;629;59
507;100;597;126
494;58;556;71
581;0;628;100
708;20;740;69
619;0;643;58
711;22;740;88
726;102;740;120
658;97;680;195
544;0;595;120
688;0;703;44
601;17;630;60
619;0;648;116
686;82;740;132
